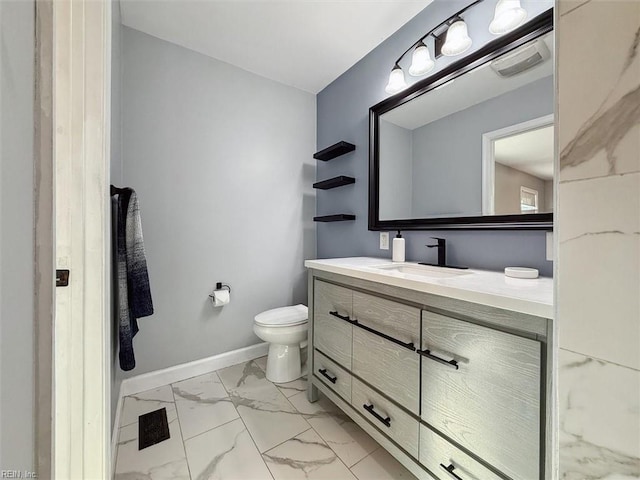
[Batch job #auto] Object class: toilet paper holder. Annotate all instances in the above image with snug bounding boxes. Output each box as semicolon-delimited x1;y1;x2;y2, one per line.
209;282;231;307
213;282;231;293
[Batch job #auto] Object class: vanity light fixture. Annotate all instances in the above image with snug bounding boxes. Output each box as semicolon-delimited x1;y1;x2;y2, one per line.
408;41;435;76
385;64;408;94
383;0;529;94
441;19;473;56
489;0;528;34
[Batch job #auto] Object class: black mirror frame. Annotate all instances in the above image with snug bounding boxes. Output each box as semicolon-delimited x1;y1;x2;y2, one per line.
369;9;554;231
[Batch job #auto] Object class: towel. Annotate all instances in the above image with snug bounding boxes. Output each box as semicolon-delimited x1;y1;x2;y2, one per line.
115;188;153;371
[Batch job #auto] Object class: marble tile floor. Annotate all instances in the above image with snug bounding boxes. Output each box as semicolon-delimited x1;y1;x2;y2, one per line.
114;356;418;480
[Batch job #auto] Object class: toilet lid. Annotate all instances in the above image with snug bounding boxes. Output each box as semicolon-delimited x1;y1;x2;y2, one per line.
254;304;308;327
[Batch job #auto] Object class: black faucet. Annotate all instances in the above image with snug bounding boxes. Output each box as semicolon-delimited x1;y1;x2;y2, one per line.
426;237;447;266
419;237;468;270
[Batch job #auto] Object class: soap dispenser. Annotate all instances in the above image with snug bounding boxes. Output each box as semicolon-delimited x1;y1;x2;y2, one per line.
392;231;405;262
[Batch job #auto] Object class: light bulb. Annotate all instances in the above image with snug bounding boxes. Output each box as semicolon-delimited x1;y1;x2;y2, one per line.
441;20;472;57
489;0;527;35
385;65;407;94
408;42;435;76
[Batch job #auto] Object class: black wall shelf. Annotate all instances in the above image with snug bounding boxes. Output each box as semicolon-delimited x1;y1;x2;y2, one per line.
313;141;356;161
313;176;356;190
313;214;356;222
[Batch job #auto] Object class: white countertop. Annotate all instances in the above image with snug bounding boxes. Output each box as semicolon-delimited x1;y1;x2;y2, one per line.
305;257;553;319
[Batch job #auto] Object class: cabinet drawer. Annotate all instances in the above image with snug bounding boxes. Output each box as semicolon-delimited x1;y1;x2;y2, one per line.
421;310;541;480
313;280;353;370
353;291;420;343
419;424;503;480
352;378;419;458
313;349;351;402
353;328;419;414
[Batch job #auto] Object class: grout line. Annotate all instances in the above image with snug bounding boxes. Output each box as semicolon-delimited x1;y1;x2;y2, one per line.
559;347;640;372
182;416;241;444
559;170;639;185
234;407;276;480
169;383;194;480
261;427;315;455
349;446;381;471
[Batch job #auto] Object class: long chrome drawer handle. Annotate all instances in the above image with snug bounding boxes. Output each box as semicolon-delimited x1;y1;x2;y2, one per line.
329;310;357;324
440;463;464;480
363;403;391;428
318;368;337;384
417;349;459;370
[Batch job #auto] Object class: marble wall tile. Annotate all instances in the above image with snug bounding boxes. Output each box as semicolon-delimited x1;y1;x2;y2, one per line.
263;428;357;480
171;372;239;440
184;417;273;480
115;407;190;480
558;0;640;478
558;349;640;479
557;174;640;369
558;1;640;178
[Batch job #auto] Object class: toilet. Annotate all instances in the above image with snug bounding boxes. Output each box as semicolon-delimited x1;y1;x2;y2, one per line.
253;304;308;384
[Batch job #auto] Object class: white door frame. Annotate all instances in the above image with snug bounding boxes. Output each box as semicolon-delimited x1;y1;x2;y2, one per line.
35;0;112;478
481;114;554;215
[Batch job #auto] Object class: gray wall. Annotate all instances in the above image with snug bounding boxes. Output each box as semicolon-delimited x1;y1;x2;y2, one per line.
0;0;35;472
379;120;412;220
316;0;554;277
411;76;553;217
116;27;316;379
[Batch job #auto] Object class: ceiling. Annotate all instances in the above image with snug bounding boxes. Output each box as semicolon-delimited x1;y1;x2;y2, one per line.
119;0;433;94
495;125;554;180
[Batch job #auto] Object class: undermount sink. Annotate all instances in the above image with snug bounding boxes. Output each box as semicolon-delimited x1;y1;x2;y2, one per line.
371;263;472;279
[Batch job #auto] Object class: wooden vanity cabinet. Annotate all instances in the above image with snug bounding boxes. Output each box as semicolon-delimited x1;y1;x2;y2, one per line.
308;275;550;480
421;310;542;480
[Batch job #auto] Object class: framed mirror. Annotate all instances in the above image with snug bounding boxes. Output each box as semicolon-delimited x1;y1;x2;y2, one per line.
369;11;554;230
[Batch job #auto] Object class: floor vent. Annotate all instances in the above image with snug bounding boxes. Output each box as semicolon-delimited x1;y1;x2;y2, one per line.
138;407;170;450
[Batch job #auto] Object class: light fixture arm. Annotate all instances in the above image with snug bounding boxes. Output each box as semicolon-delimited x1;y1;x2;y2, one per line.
391;0;485;66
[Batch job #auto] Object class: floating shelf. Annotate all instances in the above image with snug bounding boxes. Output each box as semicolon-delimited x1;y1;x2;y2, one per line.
313;176;356;190
313;141;356;161
313;214;356;222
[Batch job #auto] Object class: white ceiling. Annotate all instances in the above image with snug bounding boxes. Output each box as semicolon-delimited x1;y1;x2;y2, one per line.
119;0;433;94
495;125;554;180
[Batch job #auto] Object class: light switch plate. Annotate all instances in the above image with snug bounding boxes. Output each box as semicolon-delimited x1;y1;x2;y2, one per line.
546;232;554;261
380;231;389;250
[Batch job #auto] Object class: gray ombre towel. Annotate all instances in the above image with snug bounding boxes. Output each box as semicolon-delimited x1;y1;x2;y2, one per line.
115;188;154;371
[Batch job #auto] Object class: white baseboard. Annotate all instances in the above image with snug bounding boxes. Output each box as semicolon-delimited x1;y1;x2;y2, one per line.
110;342;268;470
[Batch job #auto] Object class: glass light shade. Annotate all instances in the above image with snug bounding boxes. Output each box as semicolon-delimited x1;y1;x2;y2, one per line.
408;43;435;76
385;66;407;94
489;0;527;34
441;20;472;56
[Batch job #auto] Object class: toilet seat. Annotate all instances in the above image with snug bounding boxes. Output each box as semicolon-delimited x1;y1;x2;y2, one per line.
254;304;308;328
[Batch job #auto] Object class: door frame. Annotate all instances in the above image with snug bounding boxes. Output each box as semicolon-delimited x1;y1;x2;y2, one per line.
34;0;112;477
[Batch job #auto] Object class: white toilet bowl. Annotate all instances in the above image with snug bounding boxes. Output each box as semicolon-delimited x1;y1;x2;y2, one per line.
253;304;308;383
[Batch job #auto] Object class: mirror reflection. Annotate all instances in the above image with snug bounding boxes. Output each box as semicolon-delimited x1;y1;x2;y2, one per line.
378;31;554;222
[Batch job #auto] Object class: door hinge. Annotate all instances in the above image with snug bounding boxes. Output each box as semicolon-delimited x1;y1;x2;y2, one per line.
56;269;70;287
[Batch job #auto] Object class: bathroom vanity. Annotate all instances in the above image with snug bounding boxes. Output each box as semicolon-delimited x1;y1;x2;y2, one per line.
305;257;553;480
